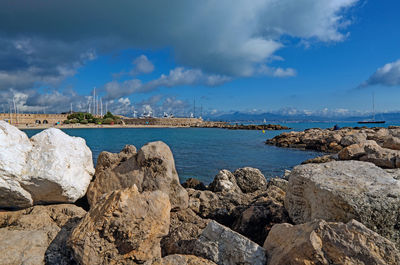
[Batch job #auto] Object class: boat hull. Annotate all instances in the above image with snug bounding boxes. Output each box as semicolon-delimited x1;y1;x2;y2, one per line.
357;121;386;124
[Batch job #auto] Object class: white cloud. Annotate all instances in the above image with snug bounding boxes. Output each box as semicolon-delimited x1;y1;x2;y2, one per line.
361;59;400;87
1;0;358;77
130;55;154;75
258;65;297;77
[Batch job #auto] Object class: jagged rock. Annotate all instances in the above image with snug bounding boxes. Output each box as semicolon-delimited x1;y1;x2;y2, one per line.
0;204;86;265
264;219;400;265
267;177;288;191
0;122;94;209
69;186;171;265
231;192;291;245
340;132;367;146
181;178;206;190
25;128;94;204
149;254;216;265
189;221;266;265
87;141;188;211
382;135;400;150
161;208;210;256
339;140;400;168
233;167;267;193
208;170;241;193
301;154;336;165
285;160;400;247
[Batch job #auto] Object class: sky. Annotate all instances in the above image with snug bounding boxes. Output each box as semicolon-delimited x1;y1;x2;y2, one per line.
0;0;399;117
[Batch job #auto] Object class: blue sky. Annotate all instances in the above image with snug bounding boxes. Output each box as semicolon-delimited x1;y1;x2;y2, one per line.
0;0;399;117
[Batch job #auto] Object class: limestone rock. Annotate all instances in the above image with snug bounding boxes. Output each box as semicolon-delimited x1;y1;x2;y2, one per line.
0;121;33;208
264;219;400;265
267;177;288;191
285;160;400;247
0;122;94;208
382;135;400;150
87;141;188;211
161;208;209;256
0;204;86;265
150;255;216;265
339;140;400;168
25;128;94;204
301;154;336;165
233;167;267;193
69;186;171;265
340;132;367;146
189;221;266;265
208;170;241;193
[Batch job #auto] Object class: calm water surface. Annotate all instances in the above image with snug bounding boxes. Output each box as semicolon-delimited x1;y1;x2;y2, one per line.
24;122;400;183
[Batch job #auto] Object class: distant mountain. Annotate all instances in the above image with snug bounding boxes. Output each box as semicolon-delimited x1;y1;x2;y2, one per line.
209;111;400;123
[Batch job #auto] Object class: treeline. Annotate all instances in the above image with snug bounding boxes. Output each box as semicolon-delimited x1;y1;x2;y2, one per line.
64;112;121;125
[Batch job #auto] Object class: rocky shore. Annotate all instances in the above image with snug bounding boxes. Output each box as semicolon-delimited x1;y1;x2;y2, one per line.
199;122;291;130
266;126;400;168
1;120;400;264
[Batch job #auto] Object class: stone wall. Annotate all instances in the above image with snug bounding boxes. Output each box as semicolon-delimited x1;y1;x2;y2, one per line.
0;113;68;125
123;117;204;126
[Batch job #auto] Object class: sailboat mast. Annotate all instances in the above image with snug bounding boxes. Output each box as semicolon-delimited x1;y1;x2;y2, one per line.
372;92;375;121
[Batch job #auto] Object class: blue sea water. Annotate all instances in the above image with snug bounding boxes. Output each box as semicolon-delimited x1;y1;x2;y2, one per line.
23;121;400;184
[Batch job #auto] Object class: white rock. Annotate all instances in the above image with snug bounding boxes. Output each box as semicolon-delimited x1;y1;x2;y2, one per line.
0;121;33;208
0;122;94;208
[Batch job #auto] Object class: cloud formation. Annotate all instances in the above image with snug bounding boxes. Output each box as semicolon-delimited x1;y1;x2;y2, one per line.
361;59;400;87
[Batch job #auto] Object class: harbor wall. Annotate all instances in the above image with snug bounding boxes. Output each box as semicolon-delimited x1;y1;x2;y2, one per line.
122;117;204;126
0;113;68;125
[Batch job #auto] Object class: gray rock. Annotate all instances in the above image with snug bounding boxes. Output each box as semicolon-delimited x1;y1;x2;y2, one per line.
190;221;266;265
233;167;267;193
267;177;288;191
285;160;400;247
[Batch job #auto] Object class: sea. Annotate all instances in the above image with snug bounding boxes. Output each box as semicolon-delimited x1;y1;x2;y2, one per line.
23;121;400;184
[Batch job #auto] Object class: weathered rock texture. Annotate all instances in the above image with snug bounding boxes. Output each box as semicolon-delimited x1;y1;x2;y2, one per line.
69;186;171;265
161;208;210;256
87;141;188;211
150;254;216;265
233;167;267;193
0;204;86;265
264;219;400;265
0;121;94;208
339;140;400;168
285;160;400;247
189;221;266;265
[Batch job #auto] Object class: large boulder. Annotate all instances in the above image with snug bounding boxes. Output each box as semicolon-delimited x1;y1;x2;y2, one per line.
25;128;94;204
87;141;188;211
0;122;94;209
339;140;400;168
285;160;400;247
233;167;267;193
188;221;266;265
0;204;86;265
69;186;171;265
264;219;400;265
0;121;33;208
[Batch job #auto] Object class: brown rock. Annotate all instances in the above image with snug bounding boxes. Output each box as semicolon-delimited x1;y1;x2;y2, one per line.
69;186;171;265
161;208;210;256
181;178;206;190
87;141;188;211
301;154;335;165
264;219;400;265
0;204;86;265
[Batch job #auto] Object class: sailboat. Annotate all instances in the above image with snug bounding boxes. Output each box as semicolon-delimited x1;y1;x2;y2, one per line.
358;93;385;124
